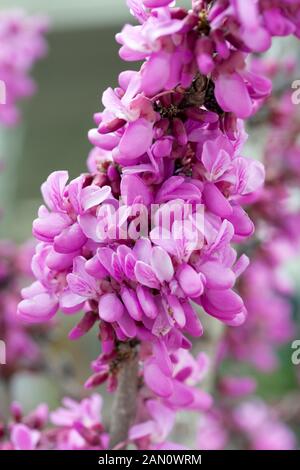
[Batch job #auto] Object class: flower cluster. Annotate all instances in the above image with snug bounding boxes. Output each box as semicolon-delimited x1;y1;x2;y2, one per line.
0;10;48;377
14;0;300;449
0;9;48;126
119;0;300;119
0;395;109;450
0;352;210;451
18;2;270;400
127;349;210;450
224;59;300;371
198;59;300;450
198;397;296;450
0;240;43;379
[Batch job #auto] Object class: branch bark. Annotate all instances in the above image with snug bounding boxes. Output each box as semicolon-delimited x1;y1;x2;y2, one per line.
109;345;139;449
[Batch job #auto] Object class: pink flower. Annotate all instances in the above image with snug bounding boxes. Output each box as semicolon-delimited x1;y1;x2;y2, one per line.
197;412;228;450
130;400;175;445
0;241;43;369
16;2;300;443
0;397;108;450
51;394;102;429
11;424;40;451
233;400;296;450
0;10;48;126
144;343;212;411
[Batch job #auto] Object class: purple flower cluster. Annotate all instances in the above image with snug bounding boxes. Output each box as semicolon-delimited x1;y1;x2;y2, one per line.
0;395;109;450
120;0;300;119
198;58;300;451
0;9;48;126
225;257;295;371
0;351;209;451
224;60;300;371
14;1;300;448
198;397;296;450
128;349;210;449
0;240;42;378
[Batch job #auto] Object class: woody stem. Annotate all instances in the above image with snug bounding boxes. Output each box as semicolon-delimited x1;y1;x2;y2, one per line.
109;345;139;449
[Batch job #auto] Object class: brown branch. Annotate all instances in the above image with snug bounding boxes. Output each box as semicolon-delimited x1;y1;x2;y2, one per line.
109;344;139;449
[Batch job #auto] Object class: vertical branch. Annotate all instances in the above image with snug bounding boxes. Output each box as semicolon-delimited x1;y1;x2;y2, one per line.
109;344;139;449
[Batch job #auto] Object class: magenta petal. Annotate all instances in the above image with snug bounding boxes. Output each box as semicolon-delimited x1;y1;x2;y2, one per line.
66;272;94;298
202;183;233;219
88;128;120;150
166;381;194;407
151;246;174;283
99;293;124;322
78;214;100;242
84;372;109;389
233;254;250;277
141;52;170;96
121;174;153;206
200;261;235;290
85;255;108;279
135;261;160;289
80;185;111;211
242;71;272;99
155;176;184;202
176;263;204;298
227;206;254;239
147;399;175;439
182;301;203;337
54;223;86;254
120;286;143;321
21;281;46;299
133;237;152;263
214;72;252;118
129;421;156;441
136;285;158;319
124;253;137;280
97;247;123;281
60;291;86;314
201;289;244;320
45;249;77;271
189;389;213;411
33;212;71;242
144;360;173;398
41;171;68;212
233;0;259;29
117;244;132;269
225;309;247;327
202;142;231;180
119;119;153;159
11;424;40;451
152;304;173;337
241;26;271;53
152;339;173;376
156;180;202;203
68;312;98;340
143;0;173;6
165;295;186;328
117;313;137;338
18;294;58;323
